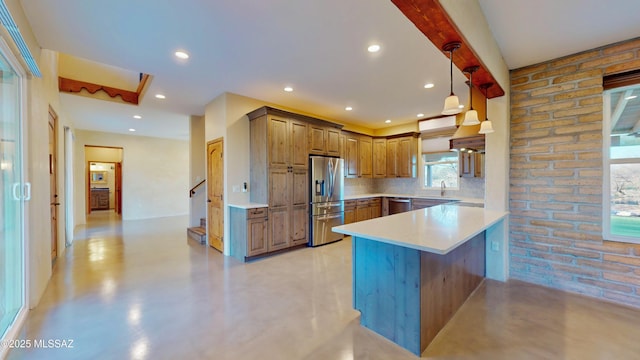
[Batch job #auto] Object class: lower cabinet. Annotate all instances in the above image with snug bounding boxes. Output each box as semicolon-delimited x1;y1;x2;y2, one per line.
230;204;308;262
354;197;382;222
411;198;451;210
344;200;357;224
230;206;269;261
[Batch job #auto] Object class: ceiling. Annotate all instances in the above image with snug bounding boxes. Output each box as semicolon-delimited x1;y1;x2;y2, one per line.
18;0;640;140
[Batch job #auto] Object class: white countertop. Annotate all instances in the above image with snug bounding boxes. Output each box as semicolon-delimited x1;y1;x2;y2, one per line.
332;205;508;255
343;193;483;205
228;202;268;209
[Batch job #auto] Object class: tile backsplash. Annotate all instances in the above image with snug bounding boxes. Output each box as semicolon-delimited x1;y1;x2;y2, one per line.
344;176;484;200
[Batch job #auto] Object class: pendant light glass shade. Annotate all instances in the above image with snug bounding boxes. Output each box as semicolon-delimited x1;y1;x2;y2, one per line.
479;82;495;134
441;42;462;115
462;109;480;125
442;95;461;115
462;66;480;126
478;120;494;134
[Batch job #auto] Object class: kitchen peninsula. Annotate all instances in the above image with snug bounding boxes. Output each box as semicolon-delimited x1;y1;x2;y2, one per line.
333;204;508;356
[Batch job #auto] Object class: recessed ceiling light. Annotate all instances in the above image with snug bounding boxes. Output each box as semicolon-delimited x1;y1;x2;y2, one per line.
129;128;136;132
175;51;189;59
284;86;293;92
368;44;381;53
345;106;353;111
424;83;434;89
417;113;425;118
155;94;166;99
133;115;142;119
625;95;638;100
385;119;392;124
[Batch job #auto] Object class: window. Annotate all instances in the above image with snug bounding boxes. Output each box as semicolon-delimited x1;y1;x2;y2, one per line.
423;152;458;189
603;83;640;243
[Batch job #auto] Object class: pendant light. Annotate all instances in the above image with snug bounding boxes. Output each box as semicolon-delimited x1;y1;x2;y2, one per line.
478;83;495;134
441;42;462;115
462;66;480;126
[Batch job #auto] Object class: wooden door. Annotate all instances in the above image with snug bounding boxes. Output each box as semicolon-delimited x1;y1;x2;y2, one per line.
268;116;289;167
372;138;387;178
359;136;372;178
115;162;122;214
308;125;326;154
345;137;359;178
290;120;308;169
386;138;398;177
326;128;341;156
48;108;58;265
207;138;224;252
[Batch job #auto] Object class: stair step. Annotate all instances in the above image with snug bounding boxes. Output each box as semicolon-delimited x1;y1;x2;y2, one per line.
187;226;206;244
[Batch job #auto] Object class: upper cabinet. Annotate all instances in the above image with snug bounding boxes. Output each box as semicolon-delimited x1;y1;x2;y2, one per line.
372;138;387;178
309;125;341;157
343;131;418;179
385;133;419;178
344;132;373;178
268;116;308;169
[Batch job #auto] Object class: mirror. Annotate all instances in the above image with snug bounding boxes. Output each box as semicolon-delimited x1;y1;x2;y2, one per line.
91;171;107;183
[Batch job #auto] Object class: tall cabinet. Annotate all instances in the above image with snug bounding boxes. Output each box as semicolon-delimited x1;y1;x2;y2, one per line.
247;107;343;254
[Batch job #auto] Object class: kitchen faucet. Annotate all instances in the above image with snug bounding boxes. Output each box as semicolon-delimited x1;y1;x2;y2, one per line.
440;180;446;197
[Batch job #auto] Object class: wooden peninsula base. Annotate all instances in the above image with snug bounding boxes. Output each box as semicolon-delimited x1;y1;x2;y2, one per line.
352;232;485;356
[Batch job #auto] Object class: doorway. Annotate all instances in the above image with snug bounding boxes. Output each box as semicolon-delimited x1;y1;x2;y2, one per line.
207;138;224;252
84;146;123;216
49;106;58;265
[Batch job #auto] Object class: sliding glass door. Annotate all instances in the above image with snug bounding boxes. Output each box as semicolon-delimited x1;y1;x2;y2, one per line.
0;46;25;340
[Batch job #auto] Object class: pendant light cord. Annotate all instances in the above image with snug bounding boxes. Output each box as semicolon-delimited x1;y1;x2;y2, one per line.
468;71;473;110
449;50;454;96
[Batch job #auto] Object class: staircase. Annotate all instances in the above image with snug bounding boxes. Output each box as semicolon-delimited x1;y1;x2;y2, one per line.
187;218;207;244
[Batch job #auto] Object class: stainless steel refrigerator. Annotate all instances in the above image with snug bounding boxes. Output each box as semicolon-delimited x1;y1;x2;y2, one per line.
309;156;344;246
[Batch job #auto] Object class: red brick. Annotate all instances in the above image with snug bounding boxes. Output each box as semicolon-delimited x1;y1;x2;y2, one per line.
553;87;602;101
579;169;602;177
580;52;635;69
553;178;600;186
511;76;529;86
578;224;601;233
579;96;602;106
552;263;601;277
604;59;640;75
603;272;640;287
530;119;575;129
512;97;551;108
531;84;576;97
532;65;579;80
576;241;631;255
553;213;599;222
511;225;550;236
511;162;549;169
552;69;603;84
555;122;601;134
512;146;551;154
530;135;575;145
512;241;551;252
530;101;575;114
511;114;550;124
552;230;602;241
555;143;600;152
530;235;573;247
553;160;601;169
530;153;574;161
578;132;602;142
578;187;601;195
602;38;640;55
577;259;634;273
510;178;548;186
603;254;640;266
513;80;550;91
552;246;601;259
510;209;549;218
529;169;574;177
577;152;602;160
578;113;603;123
530;202;574;211
529;220;573;229
578;278;633;293
550;50;601;68
553;195;600;204
578;78;603;88
512;63;548;78
531;187;574;195
511;129;551;139
553;105;602;119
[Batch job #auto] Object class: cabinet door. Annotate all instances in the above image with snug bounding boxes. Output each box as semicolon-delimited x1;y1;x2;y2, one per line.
344;208;356;224
326;128;341;156
309;125;326;155
268;116;289;167
386;138;398;178
290;204;308;246
291;169;308;206
359;136;372;178
356;205;371;222
397;137;416;178
339;133;347;160
269;208;290;251
247;217;268;257
372;138;387;178
290;120;308;169
370;204;382;218
460;152;474;178
269;168;289;207
345;137;359;178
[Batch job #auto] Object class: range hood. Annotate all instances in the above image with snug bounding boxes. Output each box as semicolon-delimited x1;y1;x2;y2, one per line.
449;124;485;151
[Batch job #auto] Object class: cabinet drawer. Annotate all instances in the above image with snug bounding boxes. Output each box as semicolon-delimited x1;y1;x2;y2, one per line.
344;200;357;209
356;199;370;207
369;198;381;205
247;207;268;219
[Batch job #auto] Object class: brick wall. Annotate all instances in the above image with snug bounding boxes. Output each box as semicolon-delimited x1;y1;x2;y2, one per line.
510;37;640;308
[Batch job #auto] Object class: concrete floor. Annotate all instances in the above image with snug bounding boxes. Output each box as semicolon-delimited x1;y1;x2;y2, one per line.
8;211;640;359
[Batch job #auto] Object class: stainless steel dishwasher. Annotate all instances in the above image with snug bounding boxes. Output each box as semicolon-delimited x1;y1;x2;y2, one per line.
388;198;411;215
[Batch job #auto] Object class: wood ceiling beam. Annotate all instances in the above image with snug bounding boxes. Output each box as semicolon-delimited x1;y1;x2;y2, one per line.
58;74;151;105
391;0;505;99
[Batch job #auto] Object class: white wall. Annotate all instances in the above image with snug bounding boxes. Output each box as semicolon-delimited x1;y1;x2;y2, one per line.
189;115;206;227
438;0;511;281
74;130;189;223
204;92;276;255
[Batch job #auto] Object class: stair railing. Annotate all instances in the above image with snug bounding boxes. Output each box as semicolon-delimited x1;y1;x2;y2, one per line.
189;179;206;198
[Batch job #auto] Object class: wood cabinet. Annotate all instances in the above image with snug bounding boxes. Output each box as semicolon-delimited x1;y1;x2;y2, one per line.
309;125;341;156
460;152;484;178
344;200;357;224
372;138;387;178
230;206;269;261
355;197;381;222
248;108;311;254
344;132;373;178
90;189;109;210
386;134;418;178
